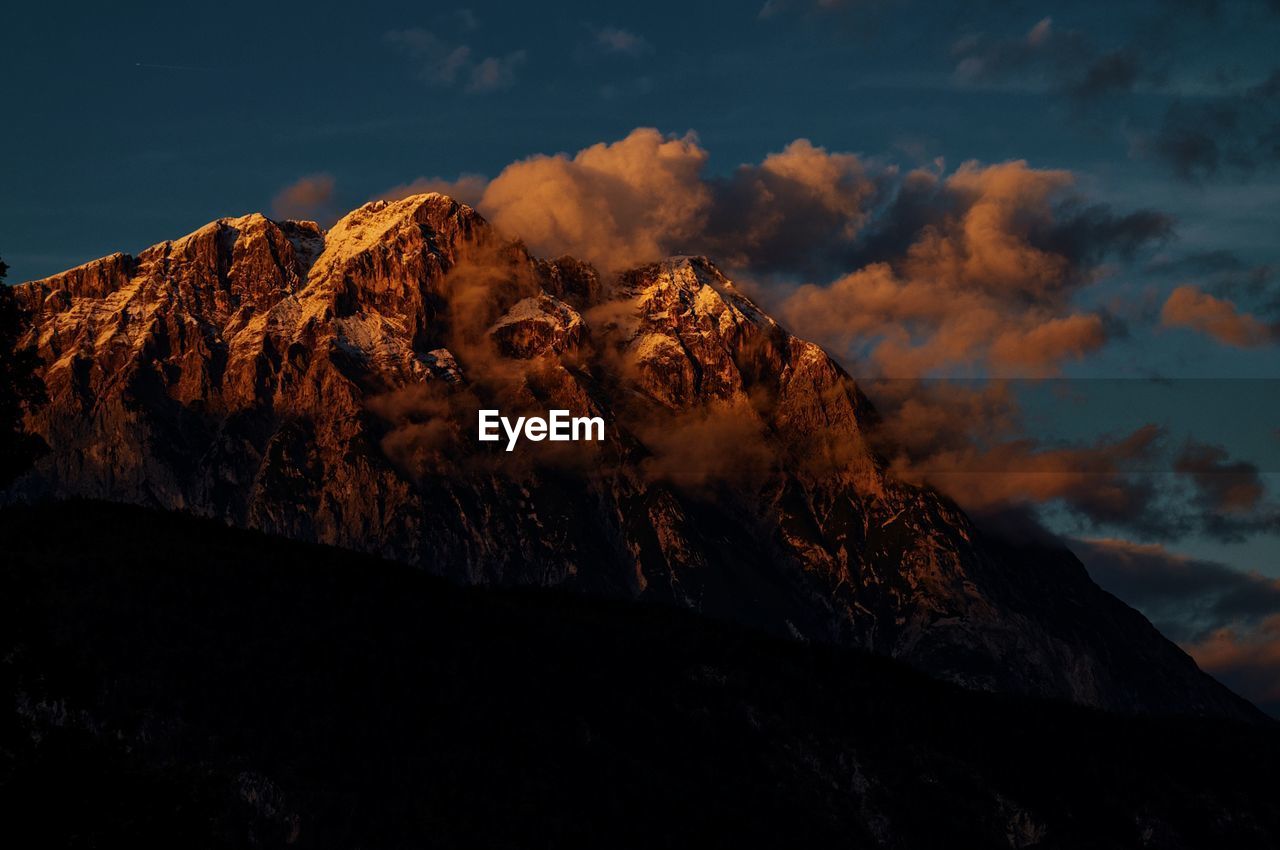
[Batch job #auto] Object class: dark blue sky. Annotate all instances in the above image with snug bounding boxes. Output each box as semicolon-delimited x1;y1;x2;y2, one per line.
5;0;1277;282
4;0;1280;704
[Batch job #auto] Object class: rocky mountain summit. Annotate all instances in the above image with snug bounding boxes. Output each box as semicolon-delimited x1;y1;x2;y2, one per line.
9;193;1260;720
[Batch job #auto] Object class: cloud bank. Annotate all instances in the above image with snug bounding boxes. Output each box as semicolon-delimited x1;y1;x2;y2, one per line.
354;129;1273;557
382;129;1170;381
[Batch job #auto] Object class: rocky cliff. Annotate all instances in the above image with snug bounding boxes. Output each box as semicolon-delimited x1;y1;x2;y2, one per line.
8;193;1261;720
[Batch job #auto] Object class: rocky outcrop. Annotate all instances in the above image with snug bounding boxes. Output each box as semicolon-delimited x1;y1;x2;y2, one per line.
9;194;1262;721
489;294;585;358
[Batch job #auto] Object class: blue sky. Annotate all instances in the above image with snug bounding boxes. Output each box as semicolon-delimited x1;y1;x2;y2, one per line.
3;0;1276;281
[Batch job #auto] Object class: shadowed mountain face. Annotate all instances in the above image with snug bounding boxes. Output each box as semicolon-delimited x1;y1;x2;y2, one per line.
4;500;1280;850
8;194;1261;720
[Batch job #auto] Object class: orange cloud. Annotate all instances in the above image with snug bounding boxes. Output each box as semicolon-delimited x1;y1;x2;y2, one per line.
887;423;1165;519
1174;440;1266;514
363;130;1169;386
271;173;336;222
634;399;777;491
359;136;1183;528
377;129;885;277
988;313;1107;371
705;139;882;275
478;128;711;270
782;161;1127;377
1161;284;1274;347
1185;614;1280;712
346;141;1261;545
380;174;488;207
860;378;1164;523
1074;538;1280;713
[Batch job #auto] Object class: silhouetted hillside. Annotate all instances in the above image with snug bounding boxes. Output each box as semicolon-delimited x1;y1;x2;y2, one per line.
3;499;1279;849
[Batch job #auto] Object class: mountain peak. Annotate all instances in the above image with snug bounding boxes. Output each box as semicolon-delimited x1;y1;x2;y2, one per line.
322;193;482;260
8;194;1263;723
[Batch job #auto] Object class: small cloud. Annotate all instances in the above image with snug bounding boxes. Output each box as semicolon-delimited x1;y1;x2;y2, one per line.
1186;615;1280;717
1160;284;1275;347
592;26;651;56
467;51;526;92
1175;440;1266;516
385;28;525;93
379;174;489;207
758;0;859;19
1070;50;1141;99
598;77;654;100
455;8;479;31
757;0;784;18
1026;17;1053;47
271;173;336;222
384;29;471;86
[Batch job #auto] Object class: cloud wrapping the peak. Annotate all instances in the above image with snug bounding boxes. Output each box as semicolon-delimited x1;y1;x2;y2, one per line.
366;130;1186;538
479;128;712;270
377;129;1170;381
381;128;889;277
351;128;1273;606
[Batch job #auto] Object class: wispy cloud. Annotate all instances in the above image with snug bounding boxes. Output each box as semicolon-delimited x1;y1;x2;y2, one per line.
591;26;651;56
1147;70;1280;180
757;0;862;19
951;17;1142;101
384;28;527;93
454;8;479;31
271;173;336;223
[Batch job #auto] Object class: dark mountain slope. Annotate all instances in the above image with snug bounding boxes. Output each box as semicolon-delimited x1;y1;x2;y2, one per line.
2;500;1279;849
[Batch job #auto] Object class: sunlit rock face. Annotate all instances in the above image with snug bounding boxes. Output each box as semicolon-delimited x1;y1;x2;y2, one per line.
10;194;1260;721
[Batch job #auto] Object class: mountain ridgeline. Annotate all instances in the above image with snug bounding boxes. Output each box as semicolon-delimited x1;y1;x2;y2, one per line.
8;193;1260;721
